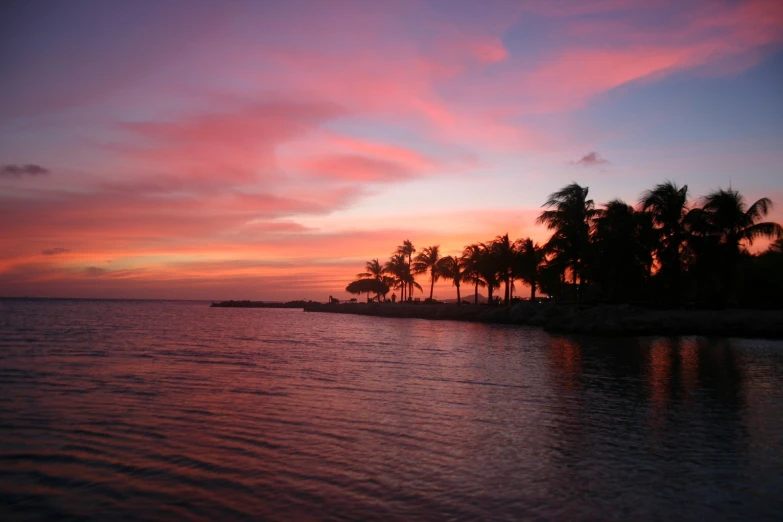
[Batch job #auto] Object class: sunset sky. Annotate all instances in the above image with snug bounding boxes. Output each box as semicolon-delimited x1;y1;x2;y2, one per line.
2;0;782;301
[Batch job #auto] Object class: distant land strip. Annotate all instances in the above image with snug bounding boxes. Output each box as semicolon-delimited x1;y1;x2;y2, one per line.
210;300;314;308
300;302;783;339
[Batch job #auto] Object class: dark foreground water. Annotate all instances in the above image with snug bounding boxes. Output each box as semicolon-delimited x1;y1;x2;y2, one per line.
1;299;782;521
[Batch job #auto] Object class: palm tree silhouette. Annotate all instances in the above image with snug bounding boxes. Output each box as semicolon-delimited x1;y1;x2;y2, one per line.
380;276;396;301
358;258;384;281
537;183;597;300
591;200;654;302
690;188;782;303
356;259;386;301
475;242;500;305
640;181;690;304
342;181;781;309
413;245;446;301
397;240;416;301
346;278;389;303
698;189;782;253
461;243;487;304
407;275;424;299
383;253;408;301
439;255;468;304
490;234;517;305
516;238;545;301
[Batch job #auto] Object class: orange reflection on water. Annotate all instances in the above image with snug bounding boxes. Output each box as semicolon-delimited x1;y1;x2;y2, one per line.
679;338;700;397
647;339;674;434
648;339;673;407
548;337;582;391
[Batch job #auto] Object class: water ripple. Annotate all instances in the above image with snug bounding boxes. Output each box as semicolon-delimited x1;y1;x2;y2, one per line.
1;299;782;521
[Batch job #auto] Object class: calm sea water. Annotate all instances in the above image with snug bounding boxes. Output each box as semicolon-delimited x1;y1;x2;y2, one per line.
1;299;782;521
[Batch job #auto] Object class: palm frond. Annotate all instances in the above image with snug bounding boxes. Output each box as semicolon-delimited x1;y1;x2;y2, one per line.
746;197;773;222
741;222;783;244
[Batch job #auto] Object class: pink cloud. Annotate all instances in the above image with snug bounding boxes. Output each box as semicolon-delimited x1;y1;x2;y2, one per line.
291;133;442;183
241;0;777;151
325;136;434;171
469;37;509;64
571;151;610;167
427;32;510;70
434;0;783;117
522;0;783;110
113;98;344;184
303;155;419;183
519;47;686;112
256;33;539;152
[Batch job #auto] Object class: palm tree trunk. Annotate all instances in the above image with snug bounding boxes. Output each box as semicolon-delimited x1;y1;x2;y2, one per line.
504;277;510;305
530;282;536;301
572;268;578;302
429;276;435;300
456;284;461;305
408;257;413;302
474;282;478;305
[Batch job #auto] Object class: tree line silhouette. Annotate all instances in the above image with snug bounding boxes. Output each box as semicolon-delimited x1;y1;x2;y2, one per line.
346;181;783;308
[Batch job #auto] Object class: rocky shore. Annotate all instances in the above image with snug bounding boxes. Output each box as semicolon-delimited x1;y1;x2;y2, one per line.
303;302;783;339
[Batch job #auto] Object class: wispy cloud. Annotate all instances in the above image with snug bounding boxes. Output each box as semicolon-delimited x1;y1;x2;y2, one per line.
1;164;50;177
42;247;71;256
571;151;609;167
84;267;107;277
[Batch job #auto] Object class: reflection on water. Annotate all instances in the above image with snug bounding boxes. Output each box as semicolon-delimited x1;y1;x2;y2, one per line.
1;299;782;521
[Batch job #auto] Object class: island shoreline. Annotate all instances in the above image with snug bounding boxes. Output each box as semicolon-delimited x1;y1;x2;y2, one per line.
300;302;783;339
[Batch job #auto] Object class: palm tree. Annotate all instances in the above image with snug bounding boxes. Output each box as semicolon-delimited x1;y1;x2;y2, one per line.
397;240;416;301
475;242;501;305
346;278;389;303
355;259;386;302
384;253;408;302
461;243;486;304
537;183;597;299
742;237;783;307
516;238;546;301
690;188;782;303
591;200;652;302
490;234;517;305
357;258;383;281
640;181;690;304
439;255;468;304
413;245;446;301
380;276;396;301
698;188;782;253
405;274;424;300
